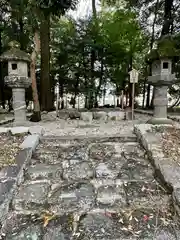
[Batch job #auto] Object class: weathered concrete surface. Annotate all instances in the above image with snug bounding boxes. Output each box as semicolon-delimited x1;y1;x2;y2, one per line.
10;127;29;135
20;134;40;152
80;112;93;122
2;134;180;239
107;111;125;120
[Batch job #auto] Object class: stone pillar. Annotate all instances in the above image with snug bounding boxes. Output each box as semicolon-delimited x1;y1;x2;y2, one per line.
147;83;172;125
5;76;31;126
153;85;168;119
12;88;26;123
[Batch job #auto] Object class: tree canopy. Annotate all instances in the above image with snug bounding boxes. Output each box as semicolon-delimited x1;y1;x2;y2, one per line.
0;0;180;113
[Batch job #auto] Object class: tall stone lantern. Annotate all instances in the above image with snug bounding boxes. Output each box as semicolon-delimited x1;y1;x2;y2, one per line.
146;49;176;125
0;43;31;126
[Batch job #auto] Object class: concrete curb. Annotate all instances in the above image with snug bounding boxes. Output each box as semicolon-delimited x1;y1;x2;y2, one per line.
41;134;137;143
0;130;42;225
20;134;40;152
134;123;180;215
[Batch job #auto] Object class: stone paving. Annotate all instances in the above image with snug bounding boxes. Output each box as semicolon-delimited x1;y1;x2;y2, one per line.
1;133;180;240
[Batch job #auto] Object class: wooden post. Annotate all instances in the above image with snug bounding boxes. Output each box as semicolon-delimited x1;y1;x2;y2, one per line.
132;83;135;120
56;83;59;117
129;69;139;121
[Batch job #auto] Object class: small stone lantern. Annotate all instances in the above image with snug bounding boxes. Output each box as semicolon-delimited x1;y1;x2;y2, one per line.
0;42;31;125
147;49;176;124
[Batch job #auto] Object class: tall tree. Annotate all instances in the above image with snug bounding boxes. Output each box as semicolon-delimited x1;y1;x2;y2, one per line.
30;31;41;121
31;0;79;111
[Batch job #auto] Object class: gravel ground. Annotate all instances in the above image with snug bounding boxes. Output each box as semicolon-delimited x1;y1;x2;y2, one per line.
161;126;180;163
28;113;151;136
0;134;25;169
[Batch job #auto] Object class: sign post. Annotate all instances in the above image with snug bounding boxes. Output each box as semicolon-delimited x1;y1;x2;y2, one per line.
129;69;139;120
56;83;59;117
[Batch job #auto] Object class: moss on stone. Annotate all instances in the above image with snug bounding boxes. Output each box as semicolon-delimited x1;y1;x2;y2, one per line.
146;36;180;64
0;46;30;62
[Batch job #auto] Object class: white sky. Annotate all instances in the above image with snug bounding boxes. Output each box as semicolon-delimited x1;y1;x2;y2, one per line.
68;0;101;19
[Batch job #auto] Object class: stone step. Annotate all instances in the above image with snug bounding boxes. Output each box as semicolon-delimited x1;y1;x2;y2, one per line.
40;133;137;144
4;177;177;239
2;208;180;240
2;209;180;240
3;137;180;239
30;141;153;182
12;178;170;215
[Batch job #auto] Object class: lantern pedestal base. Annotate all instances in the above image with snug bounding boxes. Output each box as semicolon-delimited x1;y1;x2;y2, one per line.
147;117;173;125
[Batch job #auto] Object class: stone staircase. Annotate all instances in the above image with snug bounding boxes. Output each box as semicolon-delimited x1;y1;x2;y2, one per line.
1;134;180;239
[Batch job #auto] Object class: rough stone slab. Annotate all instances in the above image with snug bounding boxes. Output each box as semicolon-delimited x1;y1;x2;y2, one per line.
0;166;20;180
26;163;62;180
10;127;29;135
0;127;10;134
78;212;124;239
0;180;15;225
97;184;126;207
41;134;137;143
48;183;95;214
91;179;124;190
43;226;71;240
107;111;125;120
5;224;42;240
62;161;94;181
13;180;50;211
29;126;45;136
80;112;93;122
93;111;107;121
15;149;32;168
95;162;119;179
0;148;32;225
20;134;40;152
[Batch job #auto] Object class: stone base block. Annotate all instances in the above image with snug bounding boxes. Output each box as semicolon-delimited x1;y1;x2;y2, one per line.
108;111;125;121
147;117;173;125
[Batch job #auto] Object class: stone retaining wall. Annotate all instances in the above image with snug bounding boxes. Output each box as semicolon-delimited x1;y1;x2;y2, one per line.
58;109;129;121
0;127;44;225
134;124;180;216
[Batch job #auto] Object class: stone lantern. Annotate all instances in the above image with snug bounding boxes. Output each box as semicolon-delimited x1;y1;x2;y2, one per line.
0;42;31;125
146;49;176;125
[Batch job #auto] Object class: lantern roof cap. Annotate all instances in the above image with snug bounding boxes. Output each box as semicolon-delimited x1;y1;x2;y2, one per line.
0;41;30;62
145;35;180;64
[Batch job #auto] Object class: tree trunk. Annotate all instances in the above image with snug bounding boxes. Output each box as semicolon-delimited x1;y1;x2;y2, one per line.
161;0;174;36
73;75;79;108
59;81;64;109
19;17;26;51
89;0;97;109
30;31;41;122
0;26;5;109
40;13;53;111
95;49;104;107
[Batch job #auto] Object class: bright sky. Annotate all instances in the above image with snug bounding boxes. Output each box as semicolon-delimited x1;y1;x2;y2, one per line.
68;0;101;19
